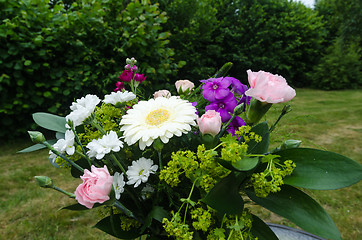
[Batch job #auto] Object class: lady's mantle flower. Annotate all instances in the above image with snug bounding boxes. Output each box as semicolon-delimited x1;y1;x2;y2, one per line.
49;130;75;162
66;94;101;127
120;96;197;150
86;131;123;159
103;91;136;105
113;172;126;200
202;77;232;102
126;158;158;187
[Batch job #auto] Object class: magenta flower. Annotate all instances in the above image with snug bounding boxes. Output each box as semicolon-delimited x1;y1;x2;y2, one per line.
205;92;237;122
118;70;134;82
202;77;232;102
114;81;125;92
134;73;147;83
226;116;246;137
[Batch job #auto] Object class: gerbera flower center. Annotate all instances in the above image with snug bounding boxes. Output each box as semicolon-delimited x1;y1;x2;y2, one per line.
145;109;170;126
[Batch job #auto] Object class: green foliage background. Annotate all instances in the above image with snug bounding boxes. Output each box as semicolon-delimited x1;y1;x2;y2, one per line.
0;0;177;139
0;0;361;141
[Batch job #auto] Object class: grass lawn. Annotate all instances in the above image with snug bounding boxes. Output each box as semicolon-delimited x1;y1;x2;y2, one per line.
0;88;361;239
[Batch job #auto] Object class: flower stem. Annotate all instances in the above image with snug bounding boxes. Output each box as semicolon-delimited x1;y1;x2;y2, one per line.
52;186;75;198
110;153;127;175
43;142;84;173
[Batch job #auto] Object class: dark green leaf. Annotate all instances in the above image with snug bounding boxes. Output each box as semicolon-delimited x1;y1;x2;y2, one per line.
32;112;67;133
247;121;270;154
250;214;279;240
246;185;342;240
277;148;362;190
203;172;245;214
94;214;141;239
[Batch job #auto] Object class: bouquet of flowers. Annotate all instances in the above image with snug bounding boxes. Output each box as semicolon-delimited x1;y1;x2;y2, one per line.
22;58;361;240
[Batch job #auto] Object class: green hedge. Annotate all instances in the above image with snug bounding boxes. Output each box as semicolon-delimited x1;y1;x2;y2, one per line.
0;0;177;140
159;0;326;87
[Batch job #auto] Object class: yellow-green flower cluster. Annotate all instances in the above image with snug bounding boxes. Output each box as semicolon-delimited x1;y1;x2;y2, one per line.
78;104;123;145
251;155;296;197
162;212;194;240
190;206;213;232
225;210;257;240
235;125;262;143
159;150;199;187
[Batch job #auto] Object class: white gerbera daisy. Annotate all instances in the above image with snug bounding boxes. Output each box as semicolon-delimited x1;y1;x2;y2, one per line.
126;158;158;188
66;94;100;127
120;96;197;150
113;172;126;199
103;91;136;105
86;131;123;159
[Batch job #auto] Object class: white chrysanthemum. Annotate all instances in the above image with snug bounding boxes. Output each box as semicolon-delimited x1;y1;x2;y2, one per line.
126;157;158;188
103;91;136;105
66;94;101;127
49;130;75;163
86;131;123;159
113;172;126;200
120;96;197;150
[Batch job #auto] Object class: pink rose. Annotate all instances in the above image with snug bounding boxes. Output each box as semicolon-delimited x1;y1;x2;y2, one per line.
175;80;195;93
245;70;296;103
75;165;113;209
197;110;222;137
118;70;134;82
153;90;171;99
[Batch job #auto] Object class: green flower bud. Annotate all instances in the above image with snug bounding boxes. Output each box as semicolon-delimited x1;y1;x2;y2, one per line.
281;139;302;150
233;103;245;115
34;176;53;188
28;131;46;144
153;138;164;152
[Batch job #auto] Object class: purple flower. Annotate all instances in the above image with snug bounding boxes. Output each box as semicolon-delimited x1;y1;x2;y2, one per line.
119;70;134;82
114;81;125;92
202;77;232;102
226;116;246;137
205;92;237;122
134;73;147;83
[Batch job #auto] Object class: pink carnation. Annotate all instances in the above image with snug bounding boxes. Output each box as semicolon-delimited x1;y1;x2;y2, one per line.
75;165;113;209
245;70;296;103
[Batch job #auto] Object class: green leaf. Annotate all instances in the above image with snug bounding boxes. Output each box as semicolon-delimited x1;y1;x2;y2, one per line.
203;172;245;214
250;214;279;240
32;112;67;133
214;62;233;78
94;214;141;239
217;157;259;172
140;206;169;233
247;121;270;154
18;140;57;153
246;185;342;240
277;148;362;190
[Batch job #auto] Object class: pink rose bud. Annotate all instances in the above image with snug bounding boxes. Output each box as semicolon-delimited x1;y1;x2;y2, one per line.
125;64;131;70
153;90;171;99
118;70;134;82
175;80;195;94
245;70;296;103
75;165;113;209
131;65;138;72
197;110;222;137
134;73;146;83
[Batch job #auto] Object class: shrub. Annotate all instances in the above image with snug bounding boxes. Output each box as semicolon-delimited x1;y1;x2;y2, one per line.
309;39;362;90
0;0;176;140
